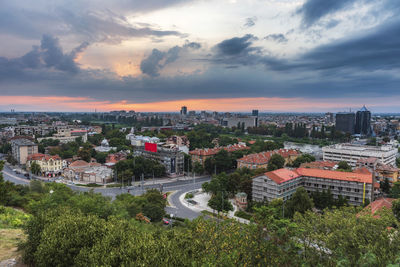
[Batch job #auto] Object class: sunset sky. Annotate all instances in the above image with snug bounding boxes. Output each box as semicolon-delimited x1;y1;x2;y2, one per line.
1;0;400;112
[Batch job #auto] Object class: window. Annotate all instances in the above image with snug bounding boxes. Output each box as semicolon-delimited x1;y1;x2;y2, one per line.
355;197;359;201
346;188;351;191
346;196;350;199
339;187;343;191
330;186;334;189
355;189;360;192
322;185;326;188
314;184;319;187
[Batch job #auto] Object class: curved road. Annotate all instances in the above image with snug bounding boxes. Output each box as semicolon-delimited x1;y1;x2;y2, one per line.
1;160;209;219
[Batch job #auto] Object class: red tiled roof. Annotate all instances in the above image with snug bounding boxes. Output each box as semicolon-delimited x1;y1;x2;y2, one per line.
189;144;249;156
238;149;299;165
265;169;301;184
69;160;90;167
354;167;373;174
27;153;61;161
358;198;395;218
300;160;337;170
296;168;373;184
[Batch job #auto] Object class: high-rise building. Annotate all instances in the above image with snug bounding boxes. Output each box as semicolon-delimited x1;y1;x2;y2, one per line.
355;106;371;136
252;110;259;117
180;106;187;116
335;112;355;134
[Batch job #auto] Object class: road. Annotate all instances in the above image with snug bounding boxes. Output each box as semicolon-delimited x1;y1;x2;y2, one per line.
1;158;210;219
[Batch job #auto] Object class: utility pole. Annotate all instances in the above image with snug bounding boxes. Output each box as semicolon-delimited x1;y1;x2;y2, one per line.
141;173;144;194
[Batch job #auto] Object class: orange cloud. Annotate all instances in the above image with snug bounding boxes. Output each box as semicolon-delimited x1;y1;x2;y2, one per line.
0;95;394;112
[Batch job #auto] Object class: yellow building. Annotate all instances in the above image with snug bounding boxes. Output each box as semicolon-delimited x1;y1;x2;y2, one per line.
27;153;64;177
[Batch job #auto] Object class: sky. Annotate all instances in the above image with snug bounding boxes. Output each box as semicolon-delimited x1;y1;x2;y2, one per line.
1;0;400;113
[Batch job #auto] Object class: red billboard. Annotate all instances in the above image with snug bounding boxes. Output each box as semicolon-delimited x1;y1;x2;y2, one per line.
145;142;157;152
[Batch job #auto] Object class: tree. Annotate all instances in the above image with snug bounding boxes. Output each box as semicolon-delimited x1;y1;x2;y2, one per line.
337;161;351;171
193;162;204;175
267;154;285;171
95;152;107;164
142;203;165;222
381;178;391;194
208;192;233;212
30;161;42;176
285;187;314;218
78;148;92;162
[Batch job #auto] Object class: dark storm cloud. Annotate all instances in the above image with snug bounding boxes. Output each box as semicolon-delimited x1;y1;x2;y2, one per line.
140;42;201;77
0;34;89;76
297;0;355;27
0;1;185;43
244;17;257;28
216;34;258;56
264;34;288;43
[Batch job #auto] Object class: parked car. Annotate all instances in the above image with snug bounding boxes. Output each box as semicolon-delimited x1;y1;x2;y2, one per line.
162;218;170;225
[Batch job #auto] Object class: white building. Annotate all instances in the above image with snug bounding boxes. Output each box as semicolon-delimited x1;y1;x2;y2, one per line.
127;135;160;147
322;143;397;167
94;139;116;153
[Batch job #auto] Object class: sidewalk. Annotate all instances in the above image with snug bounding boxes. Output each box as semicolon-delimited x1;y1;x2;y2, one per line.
180;189;250;224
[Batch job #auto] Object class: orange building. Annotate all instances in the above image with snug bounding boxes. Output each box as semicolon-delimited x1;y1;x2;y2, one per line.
237;149;300;170
190;143;249;166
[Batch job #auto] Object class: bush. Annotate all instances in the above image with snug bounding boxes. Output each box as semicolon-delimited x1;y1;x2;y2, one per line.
185;193;194;199
0;205;31;229
234;210;252;220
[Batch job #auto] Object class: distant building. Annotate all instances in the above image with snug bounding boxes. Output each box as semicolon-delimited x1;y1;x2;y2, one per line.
180;106;188;116
190;144;249;166
335;112;355;134
234;192;248;211
252;110;259;117
37;128;88;144
322;143;397;167
63;160;113;184
221;117;258;128
325;112;334;124
237;149;300;170
11;137;38;165
252;168;373;206
27;153;64;177
134;145;184;176
95;139;116;153
355;105;371;136
299;160;337;170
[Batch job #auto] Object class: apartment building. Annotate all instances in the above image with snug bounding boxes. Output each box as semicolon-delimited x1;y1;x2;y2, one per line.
11;137;38;165
322;143;397;167
190;143;249;166
27;153;64;177
133;145;184;176
252;167;373;206
237;149;300;169
37;128;88;144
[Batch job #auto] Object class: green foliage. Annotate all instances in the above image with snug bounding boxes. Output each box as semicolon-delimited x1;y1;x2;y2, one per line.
30;161;41;175
285;187;314;218
0;205;31;228
311;189;348;210
392;199;400;220
208;192;233;212
114;156;166;181
267;153;285;171
390;182;400;198
193;162;204;175
234;210;252;220
381;178;391;194
291;153;315;167
294;207;400;266
338;161;352;171
94;151;107;164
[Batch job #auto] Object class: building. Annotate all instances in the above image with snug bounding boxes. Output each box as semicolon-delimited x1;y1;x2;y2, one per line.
358;197;395;217
234;192;248;211
322;143;397;167
26;153;64;177
356;157;399;185
37;128;88;144
190;143;249;166
11;137;38;165
237;149;300;169
94;139;116;153
299;160;338;170
252;167;373;206
63;160;113;184
134;145;184;176
355;106;371;136
166;135;190;154
335;112;355;134
180;106;188;116
221;117;258;128
252;110;259;117
128;135;160;147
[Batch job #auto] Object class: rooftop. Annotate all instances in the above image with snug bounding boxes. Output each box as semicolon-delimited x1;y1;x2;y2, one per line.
265;169;301;184
27;153;61;161
11;138;36;146
296;168;373;184
238;149;299;164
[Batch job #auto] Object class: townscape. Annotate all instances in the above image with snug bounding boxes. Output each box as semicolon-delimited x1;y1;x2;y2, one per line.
2;107;400;265
2;0;400;265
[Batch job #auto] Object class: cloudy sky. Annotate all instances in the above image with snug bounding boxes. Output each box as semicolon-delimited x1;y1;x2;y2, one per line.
1;0;400;112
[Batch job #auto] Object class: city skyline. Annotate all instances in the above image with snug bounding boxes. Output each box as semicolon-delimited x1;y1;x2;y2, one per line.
1;0;400;112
